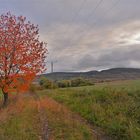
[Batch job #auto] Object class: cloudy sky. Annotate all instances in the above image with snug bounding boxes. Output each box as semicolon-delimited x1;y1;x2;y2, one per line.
0;0;140;72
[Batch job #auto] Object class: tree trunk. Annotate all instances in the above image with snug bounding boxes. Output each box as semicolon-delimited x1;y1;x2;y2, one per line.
3;92;8;107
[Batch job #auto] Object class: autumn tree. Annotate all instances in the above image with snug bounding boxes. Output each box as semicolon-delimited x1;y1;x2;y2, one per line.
0;12;47;106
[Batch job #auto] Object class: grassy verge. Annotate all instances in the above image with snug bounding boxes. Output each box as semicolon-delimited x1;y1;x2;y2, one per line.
0;97;42;140
38;80;140;140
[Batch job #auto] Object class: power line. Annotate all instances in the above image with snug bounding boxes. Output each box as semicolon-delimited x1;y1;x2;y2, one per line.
63;0;104;34
62;0;121;37
71;0;104;24
47;0;88;68
85;0;104;22
62;0;88;35
91;0;121;39
63;0;121;44
62;0;121;72
78;0;121;36
62;0;104;43
71;0;87;23
47;0;121;72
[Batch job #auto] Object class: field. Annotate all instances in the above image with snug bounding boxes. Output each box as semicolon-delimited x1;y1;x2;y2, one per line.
38;80;140;140
0;80;140;140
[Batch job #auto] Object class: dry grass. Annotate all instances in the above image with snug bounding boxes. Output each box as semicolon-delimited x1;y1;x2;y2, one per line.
40;97;95;140
0;95;42;140
0;93;95;140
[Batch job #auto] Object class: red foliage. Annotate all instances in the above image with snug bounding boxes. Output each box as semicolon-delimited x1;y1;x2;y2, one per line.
0;12;47;94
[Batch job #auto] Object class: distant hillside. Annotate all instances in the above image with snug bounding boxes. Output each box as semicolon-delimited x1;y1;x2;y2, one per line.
40;68;140;82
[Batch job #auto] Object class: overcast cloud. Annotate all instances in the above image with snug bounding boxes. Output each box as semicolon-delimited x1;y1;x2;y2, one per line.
0;0;140;72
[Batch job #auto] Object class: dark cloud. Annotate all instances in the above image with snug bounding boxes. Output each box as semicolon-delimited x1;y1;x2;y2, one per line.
0;0;140;72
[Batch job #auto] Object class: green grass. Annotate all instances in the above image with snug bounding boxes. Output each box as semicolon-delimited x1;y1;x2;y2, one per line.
38;80;140;140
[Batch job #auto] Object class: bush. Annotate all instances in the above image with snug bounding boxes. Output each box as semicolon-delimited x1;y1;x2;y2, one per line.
39;77;57;89
57;80;71;88
71;78;94;87
57;78;94;88
39;77;94;89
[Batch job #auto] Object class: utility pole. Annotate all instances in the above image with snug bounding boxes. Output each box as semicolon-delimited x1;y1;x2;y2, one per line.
51;61;54;73
49;61;57;73
44;41;57;73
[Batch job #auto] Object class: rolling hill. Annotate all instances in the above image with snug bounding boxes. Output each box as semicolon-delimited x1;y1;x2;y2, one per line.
40;68;140;82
